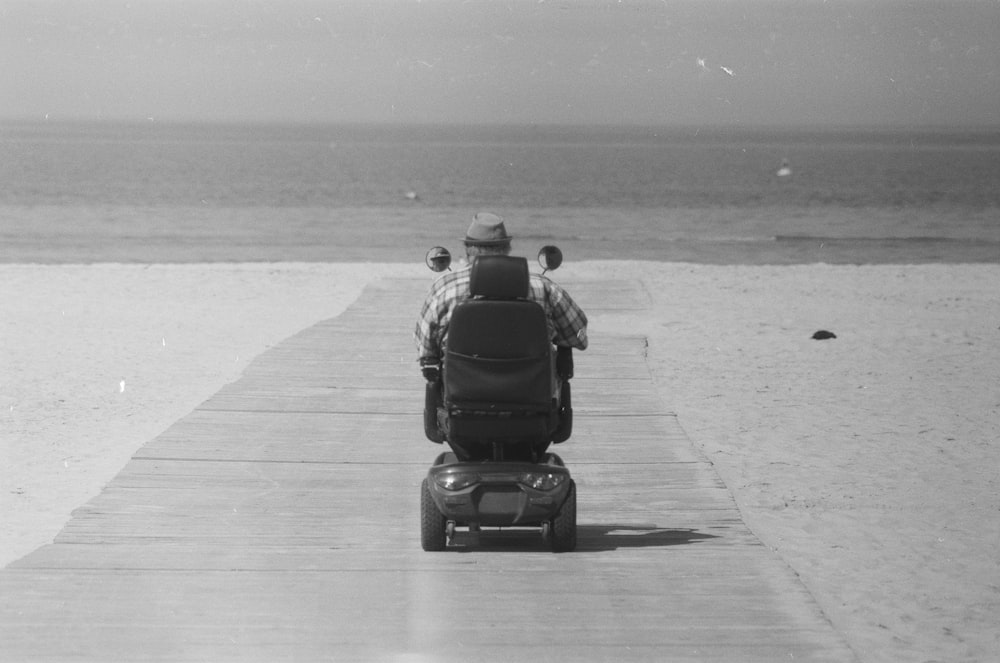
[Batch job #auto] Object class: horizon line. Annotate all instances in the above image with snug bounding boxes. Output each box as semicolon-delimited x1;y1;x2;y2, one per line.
3;117;1000;134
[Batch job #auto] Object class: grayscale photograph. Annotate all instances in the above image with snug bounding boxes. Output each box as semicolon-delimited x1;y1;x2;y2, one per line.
1;1;997;661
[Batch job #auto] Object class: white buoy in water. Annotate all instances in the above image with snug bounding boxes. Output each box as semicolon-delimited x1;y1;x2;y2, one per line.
776;159;792;177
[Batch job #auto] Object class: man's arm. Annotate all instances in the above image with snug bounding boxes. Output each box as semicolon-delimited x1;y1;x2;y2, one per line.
414;296;440;363
414;269;464;363
546;281;588;350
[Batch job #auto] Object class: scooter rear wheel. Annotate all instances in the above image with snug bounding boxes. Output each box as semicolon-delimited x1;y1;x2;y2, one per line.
549;480;577;552
420;478;448;551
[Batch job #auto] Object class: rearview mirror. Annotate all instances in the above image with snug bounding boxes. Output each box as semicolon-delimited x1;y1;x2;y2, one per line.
425;246;452;272
537;245;563;274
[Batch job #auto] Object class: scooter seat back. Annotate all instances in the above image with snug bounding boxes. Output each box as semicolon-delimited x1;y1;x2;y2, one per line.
446;301;552;410
443;256;555;440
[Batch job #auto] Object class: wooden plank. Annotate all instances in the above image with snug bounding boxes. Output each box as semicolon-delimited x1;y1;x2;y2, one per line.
137;411;431;464
0;560;848;663
239;355;652;385
0;569;848;663
135;411;689;465
195;382;669;417
239;352;650;379
130;408;687;473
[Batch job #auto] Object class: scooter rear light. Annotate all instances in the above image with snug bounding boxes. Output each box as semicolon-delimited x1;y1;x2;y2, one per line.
518;472;567;491
434;472;480;491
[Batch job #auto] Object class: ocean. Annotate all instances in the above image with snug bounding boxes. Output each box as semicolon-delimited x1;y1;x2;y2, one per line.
1;121;998;264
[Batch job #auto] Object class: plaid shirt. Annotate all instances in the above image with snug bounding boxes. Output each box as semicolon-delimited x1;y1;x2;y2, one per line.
414;263;588;361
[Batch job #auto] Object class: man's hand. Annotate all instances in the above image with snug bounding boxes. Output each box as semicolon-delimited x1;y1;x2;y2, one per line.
419;357;441;383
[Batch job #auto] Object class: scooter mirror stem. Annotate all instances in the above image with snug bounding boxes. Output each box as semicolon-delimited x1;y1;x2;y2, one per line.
425;247;452;272
537;245;563;274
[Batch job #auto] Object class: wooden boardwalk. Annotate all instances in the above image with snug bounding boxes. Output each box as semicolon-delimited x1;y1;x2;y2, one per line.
0;277;856;662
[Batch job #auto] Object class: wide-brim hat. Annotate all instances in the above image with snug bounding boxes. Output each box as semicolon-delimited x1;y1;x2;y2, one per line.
462;212;512;246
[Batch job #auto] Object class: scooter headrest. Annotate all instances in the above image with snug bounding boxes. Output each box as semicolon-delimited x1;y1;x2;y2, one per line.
469;255;530;299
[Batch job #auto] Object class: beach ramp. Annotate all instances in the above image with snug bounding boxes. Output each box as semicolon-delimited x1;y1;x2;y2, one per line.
0;277;856;662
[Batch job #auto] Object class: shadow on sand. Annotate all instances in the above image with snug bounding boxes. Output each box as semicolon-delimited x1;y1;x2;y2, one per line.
576;525;719;551
447;525;718;553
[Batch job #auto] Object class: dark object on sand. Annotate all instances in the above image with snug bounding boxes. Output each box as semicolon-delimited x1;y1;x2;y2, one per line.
812;330;837;340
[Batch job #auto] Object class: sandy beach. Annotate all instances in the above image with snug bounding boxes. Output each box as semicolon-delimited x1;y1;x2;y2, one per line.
2;261;998;662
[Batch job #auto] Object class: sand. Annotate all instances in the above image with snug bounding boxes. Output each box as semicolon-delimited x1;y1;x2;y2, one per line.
2;261;998;663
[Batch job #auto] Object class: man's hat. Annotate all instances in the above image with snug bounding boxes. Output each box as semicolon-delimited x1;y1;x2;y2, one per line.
462;212;512;246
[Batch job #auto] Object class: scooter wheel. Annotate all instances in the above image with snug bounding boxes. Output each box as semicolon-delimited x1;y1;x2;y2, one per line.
549;480;577;553
420;478;448;551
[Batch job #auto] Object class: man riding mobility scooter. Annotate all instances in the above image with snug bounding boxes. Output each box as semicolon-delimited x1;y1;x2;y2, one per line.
418;245;579;552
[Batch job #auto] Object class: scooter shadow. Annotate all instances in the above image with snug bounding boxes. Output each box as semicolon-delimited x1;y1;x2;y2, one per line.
448;525;718;553
577;525;719;552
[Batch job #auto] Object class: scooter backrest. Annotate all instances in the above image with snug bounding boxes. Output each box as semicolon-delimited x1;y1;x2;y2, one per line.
445;255;552;412
470;255;530;299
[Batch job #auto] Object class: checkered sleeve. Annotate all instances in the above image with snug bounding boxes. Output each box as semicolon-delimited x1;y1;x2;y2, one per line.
413;269;469;361
413;290;439;361
542;279;589;350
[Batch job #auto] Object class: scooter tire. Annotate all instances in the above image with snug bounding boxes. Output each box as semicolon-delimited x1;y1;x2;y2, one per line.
420;478;448;551
549;480;577;552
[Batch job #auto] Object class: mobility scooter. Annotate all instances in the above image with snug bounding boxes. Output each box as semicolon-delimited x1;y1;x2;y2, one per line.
419;246;578;552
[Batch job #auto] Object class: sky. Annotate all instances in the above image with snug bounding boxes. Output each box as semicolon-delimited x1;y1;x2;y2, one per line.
2;0;998;127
